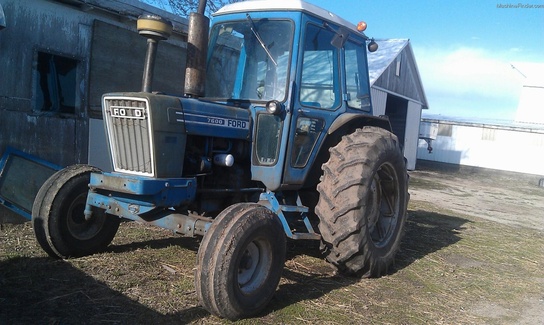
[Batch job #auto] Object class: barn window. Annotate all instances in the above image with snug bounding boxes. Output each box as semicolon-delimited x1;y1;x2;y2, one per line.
395;55;402;77
438;124;452;137
35;52;78;115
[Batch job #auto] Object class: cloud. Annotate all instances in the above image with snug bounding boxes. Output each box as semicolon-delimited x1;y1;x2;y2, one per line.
416;47;523;98
412;46;533;119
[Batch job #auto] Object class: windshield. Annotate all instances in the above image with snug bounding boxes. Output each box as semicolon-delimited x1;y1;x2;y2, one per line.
205;19;294;102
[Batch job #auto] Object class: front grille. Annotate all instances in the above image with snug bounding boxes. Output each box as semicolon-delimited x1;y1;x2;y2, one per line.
103;96;154;176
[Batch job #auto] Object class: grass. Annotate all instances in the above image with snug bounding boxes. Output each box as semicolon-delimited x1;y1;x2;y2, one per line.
1;170;543;324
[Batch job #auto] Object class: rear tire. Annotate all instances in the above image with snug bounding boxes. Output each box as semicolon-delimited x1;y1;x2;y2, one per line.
32;165;120;258
315;127;408;277
195;203;286;320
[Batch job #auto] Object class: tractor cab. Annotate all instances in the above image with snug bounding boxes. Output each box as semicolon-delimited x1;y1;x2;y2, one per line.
207;1;379;190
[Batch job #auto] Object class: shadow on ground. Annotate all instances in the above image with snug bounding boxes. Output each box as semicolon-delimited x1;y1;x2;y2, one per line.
0;256;206;324
395;209;470;271
261;209;471;317
0;210;470;323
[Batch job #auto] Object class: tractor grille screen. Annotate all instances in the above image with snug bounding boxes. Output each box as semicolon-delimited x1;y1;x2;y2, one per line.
103;97;154;176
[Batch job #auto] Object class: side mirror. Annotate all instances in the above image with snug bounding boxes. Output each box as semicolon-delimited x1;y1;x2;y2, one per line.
368;39;378;52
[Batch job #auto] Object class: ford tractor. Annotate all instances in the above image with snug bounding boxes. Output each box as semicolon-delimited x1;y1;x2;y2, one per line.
32;0;409;320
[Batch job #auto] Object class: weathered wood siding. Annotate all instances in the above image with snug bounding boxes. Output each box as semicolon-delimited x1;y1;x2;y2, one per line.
0;0;187;166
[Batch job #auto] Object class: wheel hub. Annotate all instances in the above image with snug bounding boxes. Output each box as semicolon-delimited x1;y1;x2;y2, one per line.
66;193;106;241
238;242;260;287
368;163;400;248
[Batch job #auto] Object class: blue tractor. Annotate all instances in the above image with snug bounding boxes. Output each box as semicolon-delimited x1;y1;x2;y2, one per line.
32;0;408;320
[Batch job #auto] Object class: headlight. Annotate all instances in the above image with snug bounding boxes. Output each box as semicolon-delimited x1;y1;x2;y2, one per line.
265;100;284;115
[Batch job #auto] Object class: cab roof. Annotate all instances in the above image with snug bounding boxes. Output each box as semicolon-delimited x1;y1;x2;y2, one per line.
213;0;363;36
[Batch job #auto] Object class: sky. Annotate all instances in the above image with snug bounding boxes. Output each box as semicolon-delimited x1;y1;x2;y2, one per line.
147;0;544;121
307;0;544;121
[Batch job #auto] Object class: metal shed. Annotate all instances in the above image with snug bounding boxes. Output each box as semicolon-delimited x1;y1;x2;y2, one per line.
367;39;429;170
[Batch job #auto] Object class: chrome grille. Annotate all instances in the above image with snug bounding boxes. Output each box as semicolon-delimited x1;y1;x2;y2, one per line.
103;96;154;176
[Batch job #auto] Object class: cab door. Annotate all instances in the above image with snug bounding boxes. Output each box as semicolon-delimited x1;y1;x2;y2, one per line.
282;20;343;187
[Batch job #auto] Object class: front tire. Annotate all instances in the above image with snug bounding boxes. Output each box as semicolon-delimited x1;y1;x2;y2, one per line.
195;203;286;320
315;127;408;277
32;165;120;258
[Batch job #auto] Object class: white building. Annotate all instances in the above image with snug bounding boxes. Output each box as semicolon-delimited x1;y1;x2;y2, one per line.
418;118;544;175
417;63;544;176
515;63;544;124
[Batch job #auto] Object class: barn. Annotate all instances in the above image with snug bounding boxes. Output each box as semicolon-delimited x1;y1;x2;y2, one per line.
368;39;429;170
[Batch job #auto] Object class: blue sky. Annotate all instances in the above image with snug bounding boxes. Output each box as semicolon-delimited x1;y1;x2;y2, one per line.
307;0;544;120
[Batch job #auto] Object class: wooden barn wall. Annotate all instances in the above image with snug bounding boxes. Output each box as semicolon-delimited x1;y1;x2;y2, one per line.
0;0;91;166
0;0;187;167
88;20;187;115
370;88;387;116
372;48;424;105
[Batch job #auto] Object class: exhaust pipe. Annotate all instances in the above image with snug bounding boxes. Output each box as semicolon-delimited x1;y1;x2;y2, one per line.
184;0;209;98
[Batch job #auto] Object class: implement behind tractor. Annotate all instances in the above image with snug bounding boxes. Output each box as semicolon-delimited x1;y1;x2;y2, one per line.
32;0;408;320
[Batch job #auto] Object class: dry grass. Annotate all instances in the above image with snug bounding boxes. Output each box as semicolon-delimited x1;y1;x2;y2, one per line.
1;166;543;324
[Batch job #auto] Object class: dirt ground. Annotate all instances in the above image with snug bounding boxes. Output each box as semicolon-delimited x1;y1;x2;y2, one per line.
409;160;544;324
410;160;544;232
1;160;543;324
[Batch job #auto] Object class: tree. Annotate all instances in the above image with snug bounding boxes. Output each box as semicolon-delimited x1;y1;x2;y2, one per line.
145;0;243;17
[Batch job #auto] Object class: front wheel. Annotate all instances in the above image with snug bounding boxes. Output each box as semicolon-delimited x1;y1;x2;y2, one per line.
32;165;120;258
316;127;409;277
195;203;286;320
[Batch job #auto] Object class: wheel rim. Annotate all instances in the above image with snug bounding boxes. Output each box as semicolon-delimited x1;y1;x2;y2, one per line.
237;238;272;294
367;162;400;248
66;192;107;241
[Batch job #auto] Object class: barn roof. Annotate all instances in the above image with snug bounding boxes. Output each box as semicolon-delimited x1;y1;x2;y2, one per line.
368;39;429;109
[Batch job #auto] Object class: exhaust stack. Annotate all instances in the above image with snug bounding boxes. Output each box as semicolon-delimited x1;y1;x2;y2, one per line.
137;14;173;93
184;0;209;98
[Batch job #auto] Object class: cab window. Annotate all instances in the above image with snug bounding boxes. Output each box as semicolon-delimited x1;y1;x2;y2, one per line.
344;40;371;111
299;24;340;110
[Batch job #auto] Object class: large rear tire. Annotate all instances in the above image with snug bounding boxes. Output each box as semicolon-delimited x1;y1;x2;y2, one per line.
315;127;408;277
32;165;120;258
195;203;286;320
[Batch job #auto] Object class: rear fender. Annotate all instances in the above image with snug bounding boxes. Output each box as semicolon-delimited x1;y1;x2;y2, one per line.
304;114;393;188
328;113;392;135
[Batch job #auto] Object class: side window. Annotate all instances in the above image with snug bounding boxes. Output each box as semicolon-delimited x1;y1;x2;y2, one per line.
344;41;371;111
35;52;78;115
299;24;339;109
